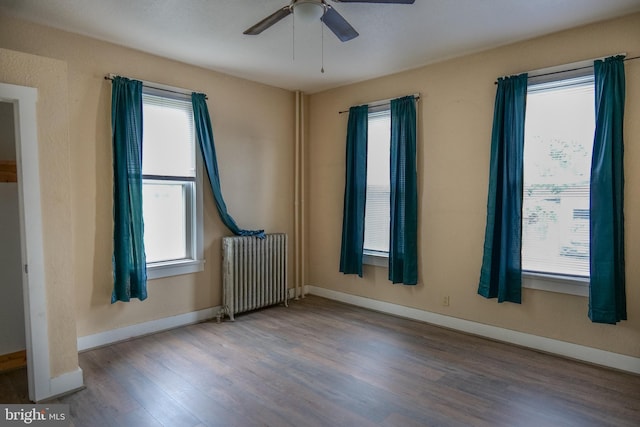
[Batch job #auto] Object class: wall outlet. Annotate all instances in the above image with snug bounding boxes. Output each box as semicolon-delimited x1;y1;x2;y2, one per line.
443;295;450;306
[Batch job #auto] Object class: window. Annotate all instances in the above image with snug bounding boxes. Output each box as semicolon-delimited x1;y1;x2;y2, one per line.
142;89;204;279
522;72;594;294
363;107;391;265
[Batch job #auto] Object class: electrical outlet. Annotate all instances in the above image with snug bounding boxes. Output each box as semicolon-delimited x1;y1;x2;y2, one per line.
443;296;450;306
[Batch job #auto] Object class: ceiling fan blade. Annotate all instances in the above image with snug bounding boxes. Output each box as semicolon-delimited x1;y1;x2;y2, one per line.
333;0;415;3
243;6;292;35
322;7;359;42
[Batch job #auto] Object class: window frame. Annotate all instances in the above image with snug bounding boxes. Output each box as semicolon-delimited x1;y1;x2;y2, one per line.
521;60;595;297
363;250;389;267
141;87;204;280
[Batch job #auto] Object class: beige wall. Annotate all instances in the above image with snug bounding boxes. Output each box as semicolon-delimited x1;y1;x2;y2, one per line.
0;48;78;377
1;9;638;367
0;16;296;341
307;13;640;357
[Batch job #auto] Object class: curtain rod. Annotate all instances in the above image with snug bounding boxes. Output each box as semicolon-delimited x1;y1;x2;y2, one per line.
338;93;420;114
104;74;208;99
494;55;640;84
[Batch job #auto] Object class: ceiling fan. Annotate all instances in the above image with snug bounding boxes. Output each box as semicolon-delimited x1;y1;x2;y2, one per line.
243;0;416;42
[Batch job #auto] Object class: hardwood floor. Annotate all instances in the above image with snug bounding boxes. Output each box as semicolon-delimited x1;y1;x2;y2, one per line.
2;295;640;426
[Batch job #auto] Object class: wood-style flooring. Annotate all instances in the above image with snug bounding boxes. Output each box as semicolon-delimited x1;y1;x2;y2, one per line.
2;295;639;426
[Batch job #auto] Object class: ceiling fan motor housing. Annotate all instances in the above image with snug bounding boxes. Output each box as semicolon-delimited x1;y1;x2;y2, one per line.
291;0;328;22
244;0;414;41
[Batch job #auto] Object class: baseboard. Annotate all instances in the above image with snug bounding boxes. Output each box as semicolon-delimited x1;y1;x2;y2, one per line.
77;306;222;352
75;287;640;374
306;285;640;375
0;350;27;372
77;290;310;352
44;367;84;402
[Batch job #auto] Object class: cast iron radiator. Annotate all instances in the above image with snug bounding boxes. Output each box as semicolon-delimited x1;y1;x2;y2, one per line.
222;233;288;320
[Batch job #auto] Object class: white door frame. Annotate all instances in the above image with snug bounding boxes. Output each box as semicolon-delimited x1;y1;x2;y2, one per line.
0;82;50;402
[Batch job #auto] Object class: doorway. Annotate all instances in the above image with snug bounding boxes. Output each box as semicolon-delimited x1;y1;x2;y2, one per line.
0;101;27;373
0;82;51;402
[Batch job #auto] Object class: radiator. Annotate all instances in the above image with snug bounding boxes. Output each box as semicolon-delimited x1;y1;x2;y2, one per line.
222;233;288;320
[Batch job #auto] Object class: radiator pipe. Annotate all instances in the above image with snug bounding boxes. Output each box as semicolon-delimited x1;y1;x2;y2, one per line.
293;90;307;299
300;92;306;299
294;91;301;300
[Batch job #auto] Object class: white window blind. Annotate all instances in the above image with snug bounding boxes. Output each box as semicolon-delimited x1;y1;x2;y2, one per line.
364;109;391;254
142;93;195;178
522;75;595;277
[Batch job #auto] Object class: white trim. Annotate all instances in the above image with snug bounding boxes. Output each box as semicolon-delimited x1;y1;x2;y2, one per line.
522;271;589;297
342;92;420;112
528;59;594;85
363;251;388;268
77;306;221;351
147;259;205;280
527;53;626;85
0;82;53;402
306;286;640;375
109;73;196;99
49;368;84;399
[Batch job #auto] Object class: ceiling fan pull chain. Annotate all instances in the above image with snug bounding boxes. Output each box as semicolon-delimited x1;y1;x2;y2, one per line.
321;18;325;73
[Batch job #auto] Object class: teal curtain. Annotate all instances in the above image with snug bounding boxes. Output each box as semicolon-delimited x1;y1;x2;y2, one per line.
478;73;527;303
589;56;626;324
389;96;418;285
111;76;147;303
340;105;368;276
192;93;265;238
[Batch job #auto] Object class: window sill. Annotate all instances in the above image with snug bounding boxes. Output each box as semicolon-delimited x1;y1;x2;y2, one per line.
363;250;388;267
522;271;588;297
147;259;204;280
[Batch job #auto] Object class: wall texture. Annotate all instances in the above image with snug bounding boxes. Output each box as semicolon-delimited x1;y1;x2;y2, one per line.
0;48;78;377
307;13;640;358
0;15;295;341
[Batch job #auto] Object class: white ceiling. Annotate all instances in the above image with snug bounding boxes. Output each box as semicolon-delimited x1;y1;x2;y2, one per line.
1;0;640;93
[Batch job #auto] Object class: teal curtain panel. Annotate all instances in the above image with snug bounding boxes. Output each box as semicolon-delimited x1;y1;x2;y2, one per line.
389;96;418;285
340;105;369;277
191;93;265;239
589;55;626;324
111;76;148;302
478;73;528;303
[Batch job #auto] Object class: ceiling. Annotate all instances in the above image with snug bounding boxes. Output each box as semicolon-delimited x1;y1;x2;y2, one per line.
1;0;640;93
